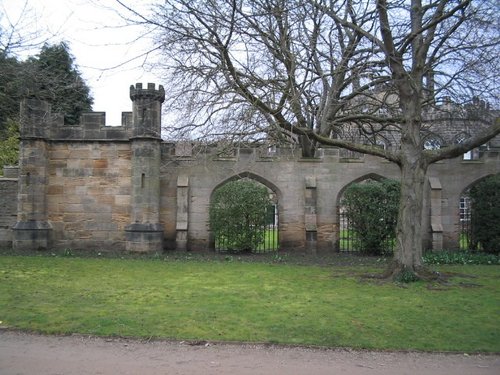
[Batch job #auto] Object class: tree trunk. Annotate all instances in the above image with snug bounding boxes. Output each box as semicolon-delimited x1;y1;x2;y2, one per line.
380;155;440;281
394;159;426;264
381;84;439;280
383;137;440;281
299;135;316;158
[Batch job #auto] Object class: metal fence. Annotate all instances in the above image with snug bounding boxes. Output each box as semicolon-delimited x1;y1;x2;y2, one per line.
338;207;395;254
338;207;356;252
460;194;472;250
214;204;279;253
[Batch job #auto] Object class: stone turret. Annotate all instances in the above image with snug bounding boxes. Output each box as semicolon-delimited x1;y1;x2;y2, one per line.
125;83;165;252
129;82;165;138
12;98;52;250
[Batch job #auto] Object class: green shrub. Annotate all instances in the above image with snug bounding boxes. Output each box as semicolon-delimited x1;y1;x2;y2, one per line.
423;250;500;265
210;179;272;252
394;268;420;283
469;174;500;254
0;119;19;172
343;179;400;255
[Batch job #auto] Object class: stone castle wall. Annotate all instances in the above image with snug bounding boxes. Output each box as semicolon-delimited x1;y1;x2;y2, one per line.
158;145;499;252
46;142;131;249
2;83;499;253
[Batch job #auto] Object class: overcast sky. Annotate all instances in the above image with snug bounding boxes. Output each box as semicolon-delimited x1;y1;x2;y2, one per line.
2;0;162;125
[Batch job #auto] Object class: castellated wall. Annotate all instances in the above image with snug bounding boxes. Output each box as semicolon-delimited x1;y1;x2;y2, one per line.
2;83;499;253
158;145;402;252
159;145;500;252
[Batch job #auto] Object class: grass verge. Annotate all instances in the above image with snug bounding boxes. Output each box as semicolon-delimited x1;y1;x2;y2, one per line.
0;254;498;352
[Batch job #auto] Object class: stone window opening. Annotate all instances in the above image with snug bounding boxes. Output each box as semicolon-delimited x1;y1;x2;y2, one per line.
423;134;443;150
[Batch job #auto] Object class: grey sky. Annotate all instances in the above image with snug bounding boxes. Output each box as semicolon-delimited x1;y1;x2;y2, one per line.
2;0;161;125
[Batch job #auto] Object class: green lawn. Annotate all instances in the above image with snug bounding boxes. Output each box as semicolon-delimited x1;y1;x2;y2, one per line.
0;255;498;352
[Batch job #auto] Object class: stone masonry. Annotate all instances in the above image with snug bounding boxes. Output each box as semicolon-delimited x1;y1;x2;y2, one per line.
1;83;499;253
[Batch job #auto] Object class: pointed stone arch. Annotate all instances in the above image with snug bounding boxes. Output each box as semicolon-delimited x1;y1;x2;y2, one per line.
211;171;283;202
336;173;397;253
422;132;445;150
336;173;390;206
209;171;281;252
458;173;500;250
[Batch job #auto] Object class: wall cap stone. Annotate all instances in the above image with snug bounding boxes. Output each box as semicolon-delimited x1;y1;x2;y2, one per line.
428;177;442;190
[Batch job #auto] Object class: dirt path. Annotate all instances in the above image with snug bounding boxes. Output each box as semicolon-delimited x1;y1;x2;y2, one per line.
0;331;498;375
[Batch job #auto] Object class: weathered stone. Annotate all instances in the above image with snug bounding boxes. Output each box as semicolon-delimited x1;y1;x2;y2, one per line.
3;87;498;254
12;220;52;251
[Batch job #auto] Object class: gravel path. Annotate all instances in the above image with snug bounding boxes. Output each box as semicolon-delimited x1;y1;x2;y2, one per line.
0;331;498;375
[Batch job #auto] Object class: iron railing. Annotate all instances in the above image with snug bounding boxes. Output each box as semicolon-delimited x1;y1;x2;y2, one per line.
214;205;279;253
338;208;395;254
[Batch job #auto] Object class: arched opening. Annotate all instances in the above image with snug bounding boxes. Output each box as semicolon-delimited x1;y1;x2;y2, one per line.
422;133;444;150
337;174;398;254
210;173;280;253
459;174;500;251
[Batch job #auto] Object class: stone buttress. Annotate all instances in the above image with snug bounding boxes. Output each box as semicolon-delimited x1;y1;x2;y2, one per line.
12;99;52;250
125;83;165;252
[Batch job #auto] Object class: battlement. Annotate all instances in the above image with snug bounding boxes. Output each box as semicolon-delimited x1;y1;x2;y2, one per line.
19;100;133;141
162;142;372;163
161;140;500;166
19;83;165;141
130;83;165;103
46;111;133;141
129;83;164;139
18;84;497;147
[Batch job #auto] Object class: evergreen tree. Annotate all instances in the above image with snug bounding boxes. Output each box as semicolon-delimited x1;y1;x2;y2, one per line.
0;42;93;172
0;54;23;136
24;42;93;124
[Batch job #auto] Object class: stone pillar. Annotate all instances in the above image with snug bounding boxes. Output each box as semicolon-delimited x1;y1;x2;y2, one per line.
428;177;443;250
12;98;52;250
304;176;318;253
176;175;189;250
125;83;165;253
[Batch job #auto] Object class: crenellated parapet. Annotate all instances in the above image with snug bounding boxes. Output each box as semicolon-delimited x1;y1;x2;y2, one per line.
49;112;132;140
162;142;356;163
130;83;165;139
130;82;166;102
19;97;133;141
19;98;52;139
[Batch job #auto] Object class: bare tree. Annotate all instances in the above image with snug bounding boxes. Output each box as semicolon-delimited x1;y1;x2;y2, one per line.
315;0;500;279
116;0;391;154
117;0;500;280
0;0;50;56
